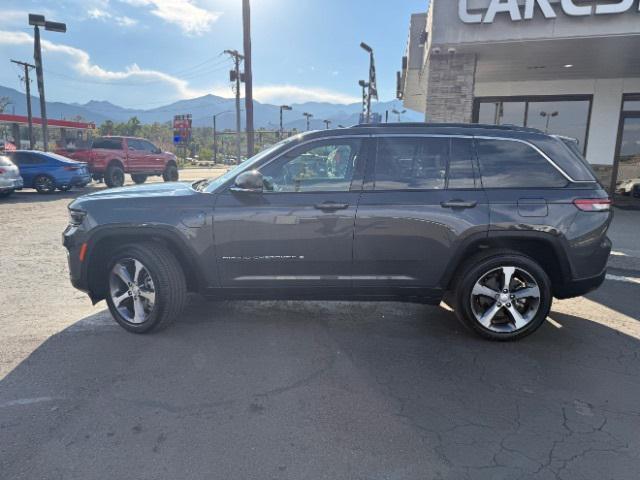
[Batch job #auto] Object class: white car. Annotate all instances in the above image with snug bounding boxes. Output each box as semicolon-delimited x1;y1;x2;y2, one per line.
616;178;640;195
0;154;23;198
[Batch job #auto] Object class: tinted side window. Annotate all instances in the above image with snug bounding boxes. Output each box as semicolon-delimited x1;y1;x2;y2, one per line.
374;137;447;190
93;138;122;150
448;138;476;189
127;139;145;151
11;152;43;165
260;139;361;193
476;139;568;188
142;141;158;152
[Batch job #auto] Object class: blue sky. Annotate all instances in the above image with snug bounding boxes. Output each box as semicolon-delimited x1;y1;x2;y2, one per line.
0;0;427;107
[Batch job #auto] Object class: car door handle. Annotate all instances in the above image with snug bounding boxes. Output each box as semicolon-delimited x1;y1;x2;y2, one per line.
314;202;349;211
441;200;478;209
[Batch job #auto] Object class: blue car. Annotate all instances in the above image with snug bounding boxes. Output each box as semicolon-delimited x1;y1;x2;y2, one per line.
7;150;91;194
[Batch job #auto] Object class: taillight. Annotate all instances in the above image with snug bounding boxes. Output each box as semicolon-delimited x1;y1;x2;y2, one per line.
573;198;611;212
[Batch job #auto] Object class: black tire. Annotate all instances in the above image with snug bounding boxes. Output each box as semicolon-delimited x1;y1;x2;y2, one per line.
105;243;187;334
105;163;125;188
162;163;179;182
452;250;552;341
131;174;148;184
34;175;56;194
0;190;13;198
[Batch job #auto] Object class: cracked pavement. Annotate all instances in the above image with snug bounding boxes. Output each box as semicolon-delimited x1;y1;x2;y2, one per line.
1;181;639;480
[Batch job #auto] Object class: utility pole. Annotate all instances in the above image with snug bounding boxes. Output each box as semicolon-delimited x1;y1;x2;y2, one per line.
303;112;313;131
279;105;292;138
242;0;255;157
323;119;331;130
213;110;231;164
11;59;36;149
29;14;66;152
225;49;244;165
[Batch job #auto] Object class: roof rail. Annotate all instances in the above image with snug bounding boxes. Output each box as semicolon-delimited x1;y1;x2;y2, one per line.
353;122;544;134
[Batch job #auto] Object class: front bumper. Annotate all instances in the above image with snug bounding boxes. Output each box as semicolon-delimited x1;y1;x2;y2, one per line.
63;224;90;293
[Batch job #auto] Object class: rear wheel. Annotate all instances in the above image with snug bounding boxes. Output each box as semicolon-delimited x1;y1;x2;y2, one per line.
452;251;552;341
162;163;179;182
34;175;56;194
105;164;125;188
131;174;148;184
105;243;187;333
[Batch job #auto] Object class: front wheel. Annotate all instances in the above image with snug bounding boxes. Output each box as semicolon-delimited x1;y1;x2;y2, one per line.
105;243;187;333
162;163;179;182
452;252;552;341
34;175;56;194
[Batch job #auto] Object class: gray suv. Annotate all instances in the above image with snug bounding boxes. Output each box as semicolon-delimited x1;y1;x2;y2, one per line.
63;124;612;341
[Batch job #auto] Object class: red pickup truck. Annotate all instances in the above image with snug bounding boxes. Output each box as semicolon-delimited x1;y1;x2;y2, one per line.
57;136;179;188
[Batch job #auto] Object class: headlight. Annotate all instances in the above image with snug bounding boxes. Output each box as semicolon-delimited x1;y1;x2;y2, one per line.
69;209;87;226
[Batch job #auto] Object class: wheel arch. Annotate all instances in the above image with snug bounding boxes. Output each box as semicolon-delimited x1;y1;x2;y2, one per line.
106;158;125;170
84;226;204;302
442;232;572;296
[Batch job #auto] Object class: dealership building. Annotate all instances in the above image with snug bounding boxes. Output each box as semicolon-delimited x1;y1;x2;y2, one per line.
398;0;640;191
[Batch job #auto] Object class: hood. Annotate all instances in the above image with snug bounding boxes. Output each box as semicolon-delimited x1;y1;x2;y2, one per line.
77;181;195;201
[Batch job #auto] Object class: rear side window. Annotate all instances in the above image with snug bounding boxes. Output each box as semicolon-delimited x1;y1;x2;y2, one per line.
374;137;448;190
10;152;44;165
92;138;122;150
476;139;568;188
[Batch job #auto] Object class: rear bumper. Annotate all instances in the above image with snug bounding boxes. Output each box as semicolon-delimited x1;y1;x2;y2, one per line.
554;269;607;299
0;177;23;191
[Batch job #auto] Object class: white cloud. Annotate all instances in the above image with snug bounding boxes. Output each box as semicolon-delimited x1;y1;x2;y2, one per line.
0;30;208;99
118;0;221;35
87;8;138;27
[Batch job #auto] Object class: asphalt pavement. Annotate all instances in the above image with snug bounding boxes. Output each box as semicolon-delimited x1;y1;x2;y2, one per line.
1;175;639;480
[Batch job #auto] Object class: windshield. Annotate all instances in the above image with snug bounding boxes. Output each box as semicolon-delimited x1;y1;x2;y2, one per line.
196;136;300;192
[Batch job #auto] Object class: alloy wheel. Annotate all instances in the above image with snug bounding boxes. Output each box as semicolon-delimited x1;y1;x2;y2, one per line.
109;258;156;324
35;176;54;193
470;266;541;333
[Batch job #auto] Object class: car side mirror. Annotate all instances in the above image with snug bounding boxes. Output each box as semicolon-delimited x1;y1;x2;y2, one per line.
230;170;263;193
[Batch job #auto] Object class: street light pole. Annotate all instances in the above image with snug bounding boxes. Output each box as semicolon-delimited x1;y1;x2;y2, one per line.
540;111;559;132
323;119;331;130
392;108;407;123
29;14;66;152
303;112;313;131
280;105;292;138
360;42;377;124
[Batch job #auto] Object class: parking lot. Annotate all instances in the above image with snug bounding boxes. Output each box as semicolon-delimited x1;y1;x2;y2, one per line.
1;174;639;480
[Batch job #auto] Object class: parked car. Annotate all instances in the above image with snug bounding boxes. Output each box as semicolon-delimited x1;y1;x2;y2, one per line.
7;151;90;194
0;154;23;198
63;123;612;341
615;178;640;196
56;136;178;188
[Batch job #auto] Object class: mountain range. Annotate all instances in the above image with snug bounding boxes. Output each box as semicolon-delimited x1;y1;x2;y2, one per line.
0;85;421;131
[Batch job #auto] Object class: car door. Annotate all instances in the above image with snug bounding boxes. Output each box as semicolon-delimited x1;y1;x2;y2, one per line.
126;139;149;173
142;140;164;172
10;152;38;187
213;137;367;289
353;135;490;291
